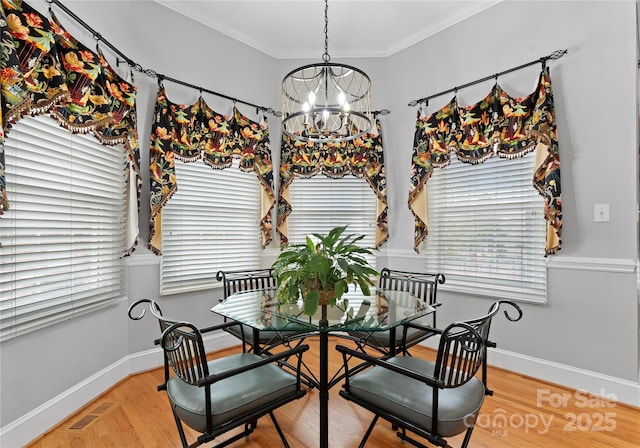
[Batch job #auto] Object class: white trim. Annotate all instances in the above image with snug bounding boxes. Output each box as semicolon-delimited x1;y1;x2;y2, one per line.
0;332;238;448
381;250;639;276
0;357;130;448
378;248;419;259
385;1;502;58
125;253;160;267
546;256;637;274
419;338;640;408
439;280;548;305
488;348;640;408
156;1;502;59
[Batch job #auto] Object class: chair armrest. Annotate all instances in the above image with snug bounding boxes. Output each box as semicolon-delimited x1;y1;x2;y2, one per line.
399;321;442;354
403;321;443;334
197;344;310;386
198;320;243;335
335;344;441;388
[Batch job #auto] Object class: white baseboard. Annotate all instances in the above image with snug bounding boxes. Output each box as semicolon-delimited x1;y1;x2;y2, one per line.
0;332;238;448
0;357;130;448
2;335;637;448
488;348;640;407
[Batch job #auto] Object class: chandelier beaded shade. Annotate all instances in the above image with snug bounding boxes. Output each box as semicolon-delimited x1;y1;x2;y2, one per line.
281;0;372;143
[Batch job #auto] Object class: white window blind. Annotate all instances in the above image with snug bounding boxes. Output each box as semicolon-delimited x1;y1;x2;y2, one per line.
0;115;128;341
425;154;547;303
161;159;262;295
287;175;377;267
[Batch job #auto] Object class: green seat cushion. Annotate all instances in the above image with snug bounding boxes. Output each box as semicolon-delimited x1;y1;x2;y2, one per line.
166;353;298;432
347;356;485;437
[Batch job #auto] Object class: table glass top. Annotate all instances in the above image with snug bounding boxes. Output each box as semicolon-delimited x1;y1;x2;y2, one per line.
212;287;435;332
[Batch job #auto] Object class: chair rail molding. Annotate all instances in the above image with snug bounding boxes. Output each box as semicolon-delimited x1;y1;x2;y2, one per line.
546;256;637;274
379;249;638;275
125;252;161;267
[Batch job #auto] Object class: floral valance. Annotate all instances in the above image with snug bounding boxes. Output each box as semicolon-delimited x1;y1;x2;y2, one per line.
277;119;388;249
409;68;561;255
0;0;140;253
148;85;275;254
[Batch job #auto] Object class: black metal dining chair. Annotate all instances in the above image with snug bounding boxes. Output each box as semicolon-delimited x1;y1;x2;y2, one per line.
336;300;522;448
216;268;311;354
128;299;309;448
347;268;446;355
216;269;318;389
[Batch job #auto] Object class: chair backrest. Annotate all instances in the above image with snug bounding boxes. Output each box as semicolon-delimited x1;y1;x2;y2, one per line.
216;268;276;299
378;268;445;306
128;298;184;386
435;299;522;390
471;299;523;347
128;298;173;332
434;321;487;388
379;268;445;328
160;321;210;386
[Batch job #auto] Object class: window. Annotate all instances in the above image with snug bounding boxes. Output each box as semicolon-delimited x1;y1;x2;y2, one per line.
0;115;128;341
287;175;377;267
160;159;262;295
425;154;547;303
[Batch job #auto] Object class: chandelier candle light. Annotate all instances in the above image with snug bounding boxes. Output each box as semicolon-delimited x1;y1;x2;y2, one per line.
281;0;372;143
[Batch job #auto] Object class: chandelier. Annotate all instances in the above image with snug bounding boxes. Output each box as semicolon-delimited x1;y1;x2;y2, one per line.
281;0;372;143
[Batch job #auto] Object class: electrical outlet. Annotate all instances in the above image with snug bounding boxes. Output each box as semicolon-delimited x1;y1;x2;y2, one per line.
594;203;610;222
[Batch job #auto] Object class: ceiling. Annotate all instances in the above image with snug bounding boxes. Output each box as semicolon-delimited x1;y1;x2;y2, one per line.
155;0;501;59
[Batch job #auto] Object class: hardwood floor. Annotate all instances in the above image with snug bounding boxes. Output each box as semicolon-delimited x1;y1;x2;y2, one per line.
28;336;640;448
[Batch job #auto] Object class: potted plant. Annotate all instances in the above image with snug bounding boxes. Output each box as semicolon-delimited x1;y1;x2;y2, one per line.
271;225;379;316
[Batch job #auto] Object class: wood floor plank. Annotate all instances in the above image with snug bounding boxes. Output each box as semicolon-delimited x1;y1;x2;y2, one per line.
27;336;640;448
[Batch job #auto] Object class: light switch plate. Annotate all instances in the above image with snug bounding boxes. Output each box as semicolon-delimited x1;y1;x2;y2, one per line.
594;203;610;222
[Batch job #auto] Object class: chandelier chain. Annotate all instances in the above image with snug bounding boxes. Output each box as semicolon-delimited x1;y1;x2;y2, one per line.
281;0;373;143
322;0;330;62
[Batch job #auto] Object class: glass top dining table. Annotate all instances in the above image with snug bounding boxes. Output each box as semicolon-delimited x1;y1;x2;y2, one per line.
212;286;435;333
212;287;435;448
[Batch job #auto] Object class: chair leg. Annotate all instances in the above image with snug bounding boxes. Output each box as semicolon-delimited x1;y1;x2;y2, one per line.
171;409;190;448
269;411;291;448
460;424;476;448
359;415;379;448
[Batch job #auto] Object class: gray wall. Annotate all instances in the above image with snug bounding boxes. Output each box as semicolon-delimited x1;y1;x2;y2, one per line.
0;0;280;433
379;0;639;383
1;0;638;445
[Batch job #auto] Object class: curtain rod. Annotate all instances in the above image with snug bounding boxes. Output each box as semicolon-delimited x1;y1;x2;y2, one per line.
408;49;568;107
48;0;281;116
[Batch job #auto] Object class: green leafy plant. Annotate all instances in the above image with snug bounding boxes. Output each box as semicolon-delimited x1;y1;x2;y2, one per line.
272;225;379;316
